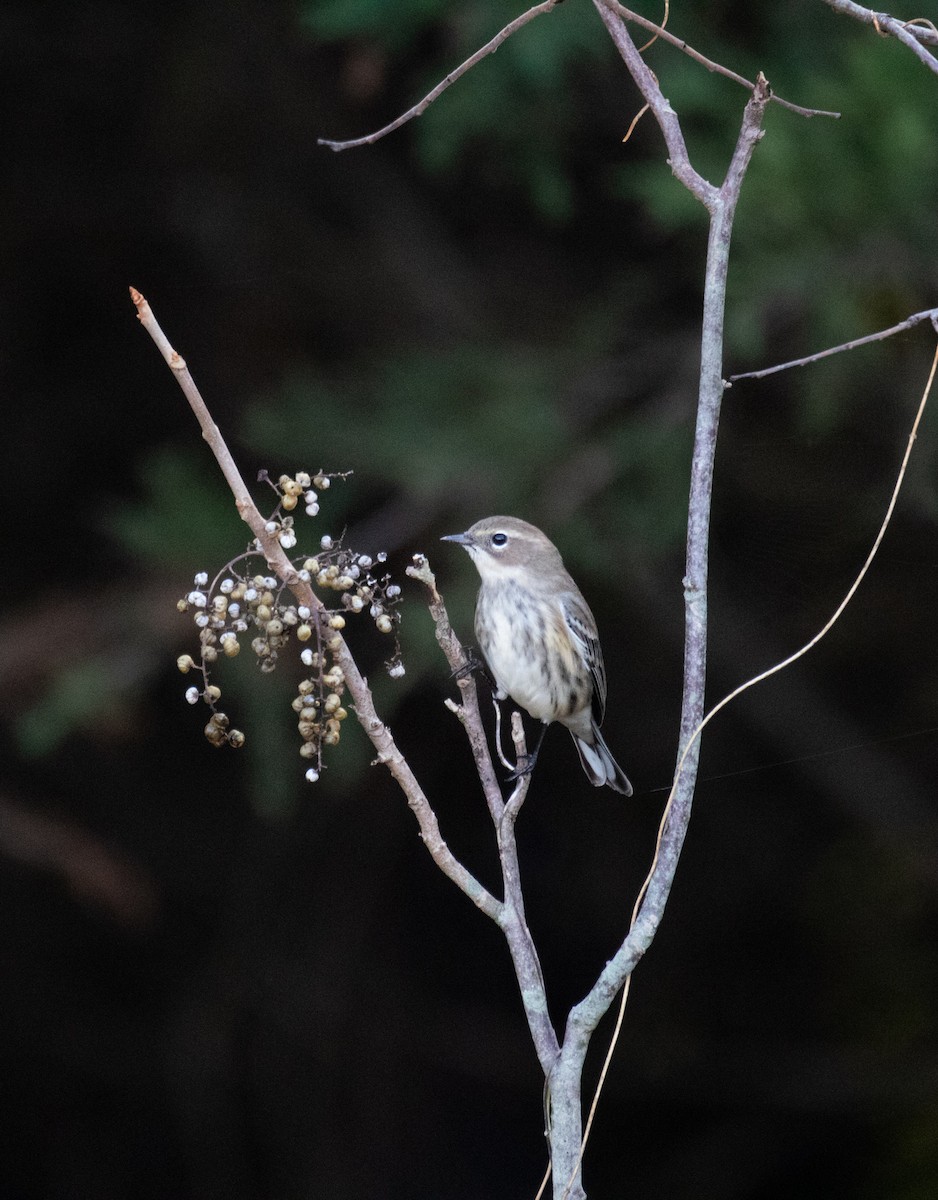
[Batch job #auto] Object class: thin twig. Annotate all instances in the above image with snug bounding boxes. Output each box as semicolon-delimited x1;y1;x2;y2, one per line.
729;306;938;381
134;290;560;1090
130;288;268;539
595;334;938;1018
609;0;841;118
493;697;516;773
679;341;938;797
406;567;556;1074
556;333;938;1200
131;287;502;923
500;712;531;828
318;0;837;158
635;0;668;54
373;532;558;1077
820;0;938;75
318;0;561;151
494;719;560;1076
593;0;715;206
533;1160;552;1200
406;555;506;822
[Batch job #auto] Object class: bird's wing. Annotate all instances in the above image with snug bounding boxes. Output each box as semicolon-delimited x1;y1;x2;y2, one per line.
559;593;607;723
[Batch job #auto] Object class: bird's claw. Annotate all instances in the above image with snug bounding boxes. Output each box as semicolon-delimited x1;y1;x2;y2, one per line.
452;649;494;690
505;752;537;782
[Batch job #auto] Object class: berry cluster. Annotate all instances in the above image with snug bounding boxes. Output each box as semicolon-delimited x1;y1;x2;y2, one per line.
176;470;403;782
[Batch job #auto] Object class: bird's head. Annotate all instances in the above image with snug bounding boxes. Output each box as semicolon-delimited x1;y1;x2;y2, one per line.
441;516;563;581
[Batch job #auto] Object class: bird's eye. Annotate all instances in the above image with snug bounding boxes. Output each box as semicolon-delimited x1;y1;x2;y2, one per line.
491;532;508;548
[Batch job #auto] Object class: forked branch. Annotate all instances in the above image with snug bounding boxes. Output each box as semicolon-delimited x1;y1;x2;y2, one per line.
605;0;840;118
317;0;838;155
133;288;560;1082
130;288;502;923
820;1;938;75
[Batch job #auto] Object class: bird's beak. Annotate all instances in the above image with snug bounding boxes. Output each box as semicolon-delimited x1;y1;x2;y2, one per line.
440;531;472;546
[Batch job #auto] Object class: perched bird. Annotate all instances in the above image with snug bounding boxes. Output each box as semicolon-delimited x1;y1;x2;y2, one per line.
442;516;632;795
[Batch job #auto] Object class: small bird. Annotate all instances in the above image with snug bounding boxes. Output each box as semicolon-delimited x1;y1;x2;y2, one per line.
442;516;632;795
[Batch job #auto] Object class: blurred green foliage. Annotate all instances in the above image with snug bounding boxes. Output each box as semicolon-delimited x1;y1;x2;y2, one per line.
245;344;695;565
306;0;937;366
254;348;564;500
245;347;564;557
305;0;614;223
18;658;124;757
633;31;938;380
105;446;249;571
109;0;938;757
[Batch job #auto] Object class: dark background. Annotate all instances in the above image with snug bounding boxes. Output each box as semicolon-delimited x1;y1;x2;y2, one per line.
2;2;938;1197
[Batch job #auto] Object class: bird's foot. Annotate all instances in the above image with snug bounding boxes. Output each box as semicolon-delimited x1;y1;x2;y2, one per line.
505;752;538;782
452;649;493;689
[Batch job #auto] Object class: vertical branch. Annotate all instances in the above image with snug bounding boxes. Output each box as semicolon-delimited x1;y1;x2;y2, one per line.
646;74;769;927
495;715;561;1075
410;563;559;1071
548;78;770;1200
407;556;506;821
591;77;769;1013
497;853;560;1077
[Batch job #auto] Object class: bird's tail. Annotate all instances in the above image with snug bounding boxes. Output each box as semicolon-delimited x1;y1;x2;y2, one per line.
572;723;633;796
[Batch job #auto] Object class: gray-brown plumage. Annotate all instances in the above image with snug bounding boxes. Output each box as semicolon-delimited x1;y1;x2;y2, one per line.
442;516;632;795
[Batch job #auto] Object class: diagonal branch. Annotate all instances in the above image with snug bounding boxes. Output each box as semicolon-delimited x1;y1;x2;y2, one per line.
135;282;561;1086
497;759;561;1073
318;0;838;157
318;0;562;152
729;305;938;380
408;557;558;1071
407;555;506;823
608;1;841;118
820;0;938;75
130;287;502;924
592;0;716;206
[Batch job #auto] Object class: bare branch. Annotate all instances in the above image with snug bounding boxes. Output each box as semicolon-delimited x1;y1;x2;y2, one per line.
407;554;506;824
494;718;532;939
513;56;772;1200
592;0;716;207
496;770;560;1073
130;288;502;924
134;283;562;1098
318;0;562;152
501;713;531;829
553;340;938;1196
621;76;773;970
549;89;773;1193
408;556;558;1071
821;0;938;74
131;288;264;537
729;305;938;381
609;1;841;118
318;0;835;162
689;348;938;763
